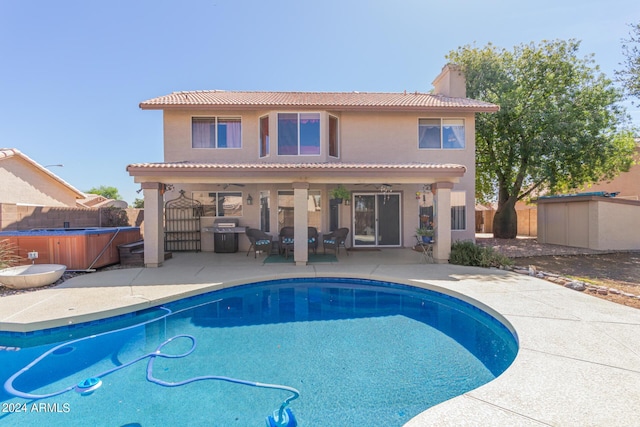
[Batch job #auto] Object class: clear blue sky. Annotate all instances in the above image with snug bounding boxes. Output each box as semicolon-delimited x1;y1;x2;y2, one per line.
1;0;639;205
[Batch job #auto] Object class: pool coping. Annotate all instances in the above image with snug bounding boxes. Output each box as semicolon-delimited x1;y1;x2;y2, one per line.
1;251;639;426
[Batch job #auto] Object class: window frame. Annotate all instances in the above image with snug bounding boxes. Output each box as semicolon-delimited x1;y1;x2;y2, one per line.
192;116;243;149
277;189;322;230
277;112;321;156
259;115;269;158
191;191;244;217
450;190;466;230
417;189;466;231
418;118;465;150
329;114;339;158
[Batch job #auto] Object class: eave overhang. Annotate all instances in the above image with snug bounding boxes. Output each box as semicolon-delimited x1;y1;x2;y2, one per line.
139;91;499;114
126;162;466;185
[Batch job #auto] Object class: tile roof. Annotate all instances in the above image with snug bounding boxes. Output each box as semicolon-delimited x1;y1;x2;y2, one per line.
139;91;498;112
127;161;466;172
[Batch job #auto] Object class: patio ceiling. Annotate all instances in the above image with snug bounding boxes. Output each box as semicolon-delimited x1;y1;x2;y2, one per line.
126;162;466;185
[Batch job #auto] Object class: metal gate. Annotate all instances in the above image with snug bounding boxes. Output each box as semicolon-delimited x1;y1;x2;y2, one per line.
164;190;202;252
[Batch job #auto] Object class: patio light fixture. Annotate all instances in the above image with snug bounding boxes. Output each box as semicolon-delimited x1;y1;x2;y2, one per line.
246;194;253;205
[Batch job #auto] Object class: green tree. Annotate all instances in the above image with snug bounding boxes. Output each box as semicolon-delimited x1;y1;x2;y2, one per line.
447;40;636;238
616;22;640;101
86;185;122;200
133;198;144;208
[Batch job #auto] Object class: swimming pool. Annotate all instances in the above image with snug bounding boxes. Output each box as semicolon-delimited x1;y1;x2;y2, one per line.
0;278;518;426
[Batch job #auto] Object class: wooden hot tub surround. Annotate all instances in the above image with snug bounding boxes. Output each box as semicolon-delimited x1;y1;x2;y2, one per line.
0;227;142;270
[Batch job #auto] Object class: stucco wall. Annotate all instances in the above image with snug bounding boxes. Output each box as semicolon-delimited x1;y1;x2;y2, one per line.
0;157;78;206
578;146;640;200
162;109;476;165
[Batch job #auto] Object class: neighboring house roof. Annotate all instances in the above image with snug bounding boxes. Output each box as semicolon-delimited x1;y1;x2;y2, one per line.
139;91;499;112
127;161;467;183
0;148;85;200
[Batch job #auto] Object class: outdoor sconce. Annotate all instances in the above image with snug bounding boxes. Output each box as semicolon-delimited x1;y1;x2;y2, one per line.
246;194;253;205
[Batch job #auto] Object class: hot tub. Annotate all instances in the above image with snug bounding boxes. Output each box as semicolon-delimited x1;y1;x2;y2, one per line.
0;227;141;270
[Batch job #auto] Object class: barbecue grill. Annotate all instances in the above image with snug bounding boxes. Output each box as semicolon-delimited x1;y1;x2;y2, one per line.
213;218;243;253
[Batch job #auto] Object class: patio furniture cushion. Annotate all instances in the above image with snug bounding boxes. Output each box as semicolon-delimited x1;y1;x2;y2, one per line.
245;228;273;259
323;228;349;256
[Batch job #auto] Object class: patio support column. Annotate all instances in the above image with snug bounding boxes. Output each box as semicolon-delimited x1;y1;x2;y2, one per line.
142;182;165;268
293;182;309;266
433;182;453;263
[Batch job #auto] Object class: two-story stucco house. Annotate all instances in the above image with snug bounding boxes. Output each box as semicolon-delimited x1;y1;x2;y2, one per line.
127;65;499;267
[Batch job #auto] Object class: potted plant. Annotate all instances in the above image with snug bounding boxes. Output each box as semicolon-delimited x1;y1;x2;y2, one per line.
330;185;351;204
416;227;434;243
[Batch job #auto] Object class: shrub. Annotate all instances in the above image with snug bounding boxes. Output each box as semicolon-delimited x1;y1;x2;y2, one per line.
0;239;22;269
449;240;513;268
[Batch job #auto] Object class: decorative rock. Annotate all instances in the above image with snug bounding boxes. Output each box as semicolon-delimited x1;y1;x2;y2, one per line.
511;266;640;301
565;281;586;291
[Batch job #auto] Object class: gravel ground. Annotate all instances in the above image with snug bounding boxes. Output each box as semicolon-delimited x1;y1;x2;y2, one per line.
477;236;640;310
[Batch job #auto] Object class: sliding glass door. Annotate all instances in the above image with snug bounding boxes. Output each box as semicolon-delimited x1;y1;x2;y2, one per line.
353;193;401;247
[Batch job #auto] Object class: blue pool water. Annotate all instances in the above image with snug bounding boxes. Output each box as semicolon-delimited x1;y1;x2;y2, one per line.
0;278;518;426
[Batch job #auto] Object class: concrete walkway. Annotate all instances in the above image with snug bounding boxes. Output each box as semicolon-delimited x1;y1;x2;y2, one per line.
1;250;639;426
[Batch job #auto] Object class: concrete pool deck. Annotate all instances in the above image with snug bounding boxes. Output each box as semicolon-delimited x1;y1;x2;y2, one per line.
1;249;639;426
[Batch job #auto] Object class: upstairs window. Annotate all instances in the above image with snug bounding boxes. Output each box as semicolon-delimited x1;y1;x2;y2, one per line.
260;115;269;157
419;118;465;149
329;115;339;157
278;113;320;155
192;117;242;148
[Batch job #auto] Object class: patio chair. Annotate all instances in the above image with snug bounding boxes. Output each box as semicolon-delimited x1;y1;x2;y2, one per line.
414;234;434;263
323;227;350;256
279;226;295;258
245;228;273;258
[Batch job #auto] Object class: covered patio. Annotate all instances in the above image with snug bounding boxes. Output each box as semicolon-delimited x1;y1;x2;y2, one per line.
127;162;466;267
